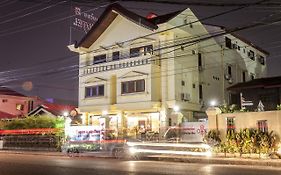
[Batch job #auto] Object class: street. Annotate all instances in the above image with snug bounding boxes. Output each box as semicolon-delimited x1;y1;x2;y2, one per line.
0;153;281;175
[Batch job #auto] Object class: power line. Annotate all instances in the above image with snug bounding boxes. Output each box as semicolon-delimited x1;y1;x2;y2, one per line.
0;1;117;37
114;0;280;7
0;0;52;19
0;1;68;25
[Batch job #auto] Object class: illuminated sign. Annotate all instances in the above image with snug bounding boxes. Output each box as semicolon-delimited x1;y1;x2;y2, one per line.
73;7;98;33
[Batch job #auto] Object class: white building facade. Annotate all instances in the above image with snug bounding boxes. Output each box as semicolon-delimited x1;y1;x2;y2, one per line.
68;3;268;138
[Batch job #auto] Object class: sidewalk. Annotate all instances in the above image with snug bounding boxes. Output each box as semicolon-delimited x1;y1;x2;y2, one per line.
1;149;281;167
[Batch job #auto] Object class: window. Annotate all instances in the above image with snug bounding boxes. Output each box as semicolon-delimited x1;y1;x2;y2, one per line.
227;117;235;133
225;37;232;49
121;79;145;94
112;51;120;61
198;53;202;68
93;54;106;64
251;74;255;80
242;71;246;82
16;104;24;111
248;50;255;60
168;118;172;126
85;85;104;97
181;80;185;86
130;45;153;58
259;56;265;65
257;120;268;132
228;65;232;76
199;84;203;100
28;101;34;113
2;99;8;103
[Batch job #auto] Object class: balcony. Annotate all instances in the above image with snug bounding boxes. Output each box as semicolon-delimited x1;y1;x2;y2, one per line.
81;54;161;76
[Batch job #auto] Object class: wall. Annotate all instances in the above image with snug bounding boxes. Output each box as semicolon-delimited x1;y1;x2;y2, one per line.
0;95;42;116
207;108;281;140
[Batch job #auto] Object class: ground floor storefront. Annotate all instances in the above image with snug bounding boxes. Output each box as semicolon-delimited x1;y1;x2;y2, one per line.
74;108;203;141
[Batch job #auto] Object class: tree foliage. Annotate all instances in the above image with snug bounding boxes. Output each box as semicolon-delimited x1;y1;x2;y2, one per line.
3;115;65;130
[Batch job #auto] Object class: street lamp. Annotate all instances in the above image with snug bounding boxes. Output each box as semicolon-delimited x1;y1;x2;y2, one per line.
173;105;179;112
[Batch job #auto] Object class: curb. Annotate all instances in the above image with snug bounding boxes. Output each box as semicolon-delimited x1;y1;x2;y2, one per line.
145;155;281;167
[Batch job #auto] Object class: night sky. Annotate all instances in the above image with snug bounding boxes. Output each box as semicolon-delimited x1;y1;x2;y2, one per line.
1;0;281;105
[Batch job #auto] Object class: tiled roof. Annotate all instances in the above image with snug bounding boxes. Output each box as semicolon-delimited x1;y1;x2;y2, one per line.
42;103;77;116
76;3;183;48
0;111;17;119
227;76;281;91
0;87;26;97
29;102;77;117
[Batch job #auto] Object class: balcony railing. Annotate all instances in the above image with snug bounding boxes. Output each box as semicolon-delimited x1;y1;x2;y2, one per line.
80;55;159;76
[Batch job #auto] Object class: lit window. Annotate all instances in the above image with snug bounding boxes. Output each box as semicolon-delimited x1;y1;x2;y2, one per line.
227;117;235;133
121;79;145;94
257;120;268;132
85;85;104;98
16;104;24;111
130;45;153;58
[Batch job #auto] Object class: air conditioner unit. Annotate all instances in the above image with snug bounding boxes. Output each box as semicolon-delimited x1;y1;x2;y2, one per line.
192;50;196;55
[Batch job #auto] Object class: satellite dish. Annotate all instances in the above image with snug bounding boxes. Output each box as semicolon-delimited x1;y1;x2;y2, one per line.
228;78;233;84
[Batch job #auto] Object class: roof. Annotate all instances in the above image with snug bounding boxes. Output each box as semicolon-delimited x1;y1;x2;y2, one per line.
0;111;17;119
203;23;269;55
28;102;77;117
0;87;26;97
76;3;183;48
227;76;281;91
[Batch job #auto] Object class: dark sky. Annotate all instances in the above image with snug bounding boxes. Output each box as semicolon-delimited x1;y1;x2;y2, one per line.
1;0;281;105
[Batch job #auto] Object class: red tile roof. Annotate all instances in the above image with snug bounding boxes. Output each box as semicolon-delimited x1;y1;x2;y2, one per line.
0;87;26;97
38;103;77;116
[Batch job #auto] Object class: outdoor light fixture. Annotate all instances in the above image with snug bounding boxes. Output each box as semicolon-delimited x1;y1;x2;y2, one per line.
173;105;179;112
210;100;217;107
63;112;69;117
102;110;108;116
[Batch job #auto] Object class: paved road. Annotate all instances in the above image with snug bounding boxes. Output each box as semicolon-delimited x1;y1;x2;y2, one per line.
0;153;281;175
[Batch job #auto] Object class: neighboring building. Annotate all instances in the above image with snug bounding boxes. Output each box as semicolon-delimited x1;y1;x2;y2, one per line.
68;3;268;137
227;76;281;111
207;108;281;140
28;103;77;118
0;87;44;118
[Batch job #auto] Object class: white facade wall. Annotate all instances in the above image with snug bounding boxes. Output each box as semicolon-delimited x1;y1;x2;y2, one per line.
69;8;268;136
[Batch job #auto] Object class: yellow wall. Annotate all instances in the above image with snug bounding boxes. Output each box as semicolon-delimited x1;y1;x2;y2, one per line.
207;108;281;139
